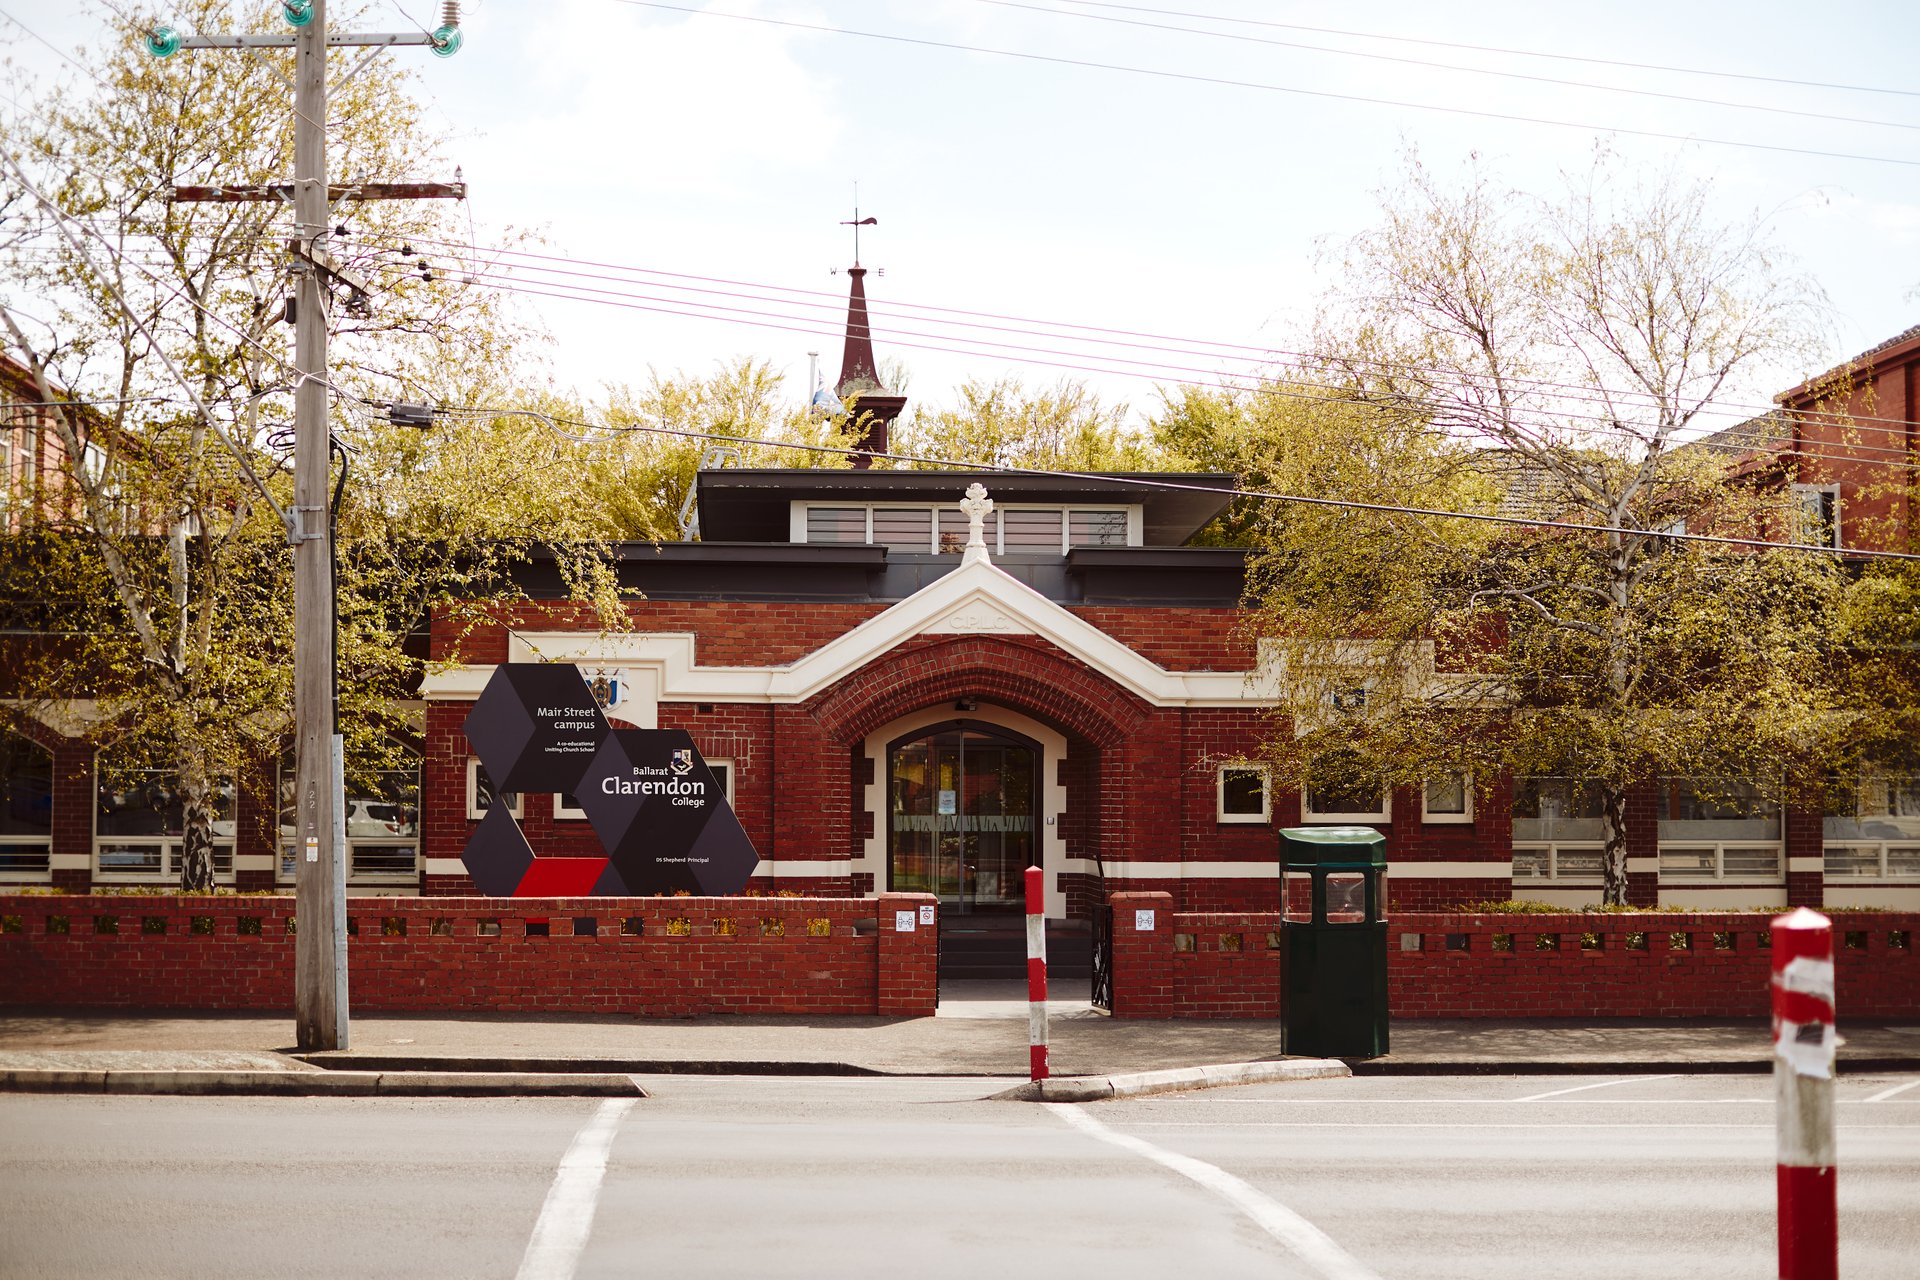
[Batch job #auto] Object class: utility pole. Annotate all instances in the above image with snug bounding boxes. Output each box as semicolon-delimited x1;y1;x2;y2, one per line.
149;0;464;1051
290;0;341;1054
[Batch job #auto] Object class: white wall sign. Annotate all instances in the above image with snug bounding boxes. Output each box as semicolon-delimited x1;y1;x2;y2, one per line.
1135;909;1156;931
918;904;936;925
895;910;917;933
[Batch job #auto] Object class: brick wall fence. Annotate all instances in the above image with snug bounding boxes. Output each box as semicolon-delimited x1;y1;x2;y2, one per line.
0;893;938;1018
1108;892;1920;1020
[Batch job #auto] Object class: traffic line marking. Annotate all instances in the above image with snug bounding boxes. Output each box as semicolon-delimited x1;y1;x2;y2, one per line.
1864;1079;1920;1103
516;1097;637;1280
1048;1102;1381;1280
1514;1074;1680;1102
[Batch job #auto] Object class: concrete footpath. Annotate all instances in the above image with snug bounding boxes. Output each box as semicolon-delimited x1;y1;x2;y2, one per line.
3;981;1917;1098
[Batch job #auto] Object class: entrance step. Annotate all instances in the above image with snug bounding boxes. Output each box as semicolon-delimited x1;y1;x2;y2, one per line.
938;920;1091;981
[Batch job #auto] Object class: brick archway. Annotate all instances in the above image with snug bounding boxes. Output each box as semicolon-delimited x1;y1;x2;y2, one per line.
805;633;1150;749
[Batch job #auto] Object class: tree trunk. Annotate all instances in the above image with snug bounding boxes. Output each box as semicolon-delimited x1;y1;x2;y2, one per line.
1599;783;1631;907
177;756;216;893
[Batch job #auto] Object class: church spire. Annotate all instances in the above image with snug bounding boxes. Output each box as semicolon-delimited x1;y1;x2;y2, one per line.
833;207;906;469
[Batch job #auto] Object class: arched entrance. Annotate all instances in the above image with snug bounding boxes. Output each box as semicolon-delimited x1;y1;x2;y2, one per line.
886;720;1038;915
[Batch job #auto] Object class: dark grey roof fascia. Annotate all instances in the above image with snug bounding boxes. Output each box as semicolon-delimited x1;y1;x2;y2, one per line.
694;469;1235;546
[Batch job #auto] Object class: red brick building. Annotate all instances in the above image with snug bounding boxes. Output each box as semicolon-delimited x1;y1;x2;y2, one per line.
5;304;1919;923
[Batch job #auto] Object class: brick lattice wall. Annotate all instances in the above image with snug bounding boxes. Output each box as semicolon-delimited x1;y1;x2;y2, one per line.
1111;903;1920;1019
0;893;938;1018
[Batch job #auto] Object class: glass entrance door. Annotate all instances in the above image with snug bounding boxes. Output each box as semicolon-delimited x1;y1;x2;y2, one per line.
888;724;1036;913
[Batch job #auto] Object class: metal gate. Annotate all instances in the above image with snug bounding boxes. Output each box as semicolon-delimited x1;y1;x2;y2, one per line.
1089;900;1113;1012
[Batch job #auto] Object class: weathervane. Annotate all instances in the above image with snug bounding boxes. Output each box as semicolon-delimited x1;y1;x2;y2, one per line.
835;182;881;274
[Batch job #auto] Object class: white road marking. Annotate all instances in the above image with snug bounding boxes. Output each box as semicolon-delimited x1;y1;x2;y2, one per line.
516;1098;637;1280
1514;1074;1680;1102
1048;1102;1381;1280
1865;1079;1920;1103
1121;1121;1785;1129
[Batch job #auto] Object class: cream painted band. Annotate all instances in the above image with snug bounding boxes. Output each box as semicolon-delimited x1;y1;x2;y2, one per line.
49;853;91;871
1788;857;1826;872
232;855;275;871
1627;857;1659;873
423;858;469;876
754;860;855;878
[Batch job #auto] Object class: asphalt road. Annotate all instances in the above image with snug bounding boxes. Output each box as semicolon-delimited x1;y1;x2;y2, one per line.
0;1073;1915;1279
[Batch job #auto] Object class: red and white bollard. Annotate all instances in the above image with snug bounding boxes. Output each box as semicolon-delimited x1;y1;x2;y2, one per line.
1025;864;1048;1081
1772;907;1838;1280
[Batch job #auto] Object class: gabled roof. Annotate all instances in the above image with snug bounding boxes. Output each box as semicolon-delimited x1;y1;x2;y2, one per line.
1779;322;1920;407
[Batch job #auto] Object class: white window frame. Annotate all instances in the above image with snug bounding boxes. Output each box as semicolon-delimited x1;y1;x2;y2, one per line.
0;838;51;882
1301;784;1390;825
792;501;1139;552
1216;765;1270;824
1792;482;1841;549
277;760;421;886
1421;774;1474;824
467;758;521;820
1511;842;1605;885
705;759;736;804
1822;842;1920;881
1655;841;1785;884
92;765;236;884
555;758;734;817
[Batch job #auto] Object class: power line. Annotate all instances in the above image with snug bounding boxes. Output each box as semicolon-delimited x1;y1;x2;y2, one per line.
1049;0;1920;100
612;1;1920;169
350;245;1920;468
359;230;1920;437
979;0;1920;133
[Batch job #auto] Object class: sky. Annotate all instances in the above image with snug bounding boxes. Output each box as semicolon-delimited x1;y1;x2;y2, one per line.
3;0;1918;432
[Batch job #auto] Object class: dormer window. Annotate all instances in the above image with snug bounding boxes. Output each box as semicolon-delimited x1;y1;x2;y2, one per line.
797;502;1135;553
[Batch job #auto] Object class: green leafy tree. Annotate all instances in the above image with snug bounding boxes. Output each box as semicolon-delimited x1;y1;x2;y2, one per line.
1244;154;1846;905
0;0;613;889
890;377;1155;472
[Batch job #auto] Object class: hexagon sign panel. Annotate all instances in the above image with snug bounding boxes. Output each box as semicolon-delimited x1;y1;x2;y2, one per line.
460;663;759;896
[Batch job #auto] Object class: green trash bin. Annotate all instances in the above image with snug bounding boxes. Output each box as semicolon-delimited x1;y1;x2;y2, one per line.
1279;825;1389;1059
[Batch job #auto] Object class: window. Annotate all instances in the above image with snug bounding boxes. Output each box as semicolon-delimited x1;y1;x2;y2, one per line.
467;758;521;820
1793;483;1840;548
557;759;735;819
0;731;53;879
278;755;421;883
1822;775;1920;882
1656;778;1781;883
1422;774;1472;823
1068;510;1128;547
801;503;1134;554
1511;776;1605;884
1001;508;1064;552
870;507;932;554
1303;753;1389;823
95;754;234;881
1217;766;1270;824
805;506;868;544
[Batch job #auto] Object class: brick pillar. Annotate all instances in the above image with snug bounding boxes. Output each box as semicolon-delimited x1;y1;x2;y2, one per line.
49;734;93;893
1625;777;1660;907
1108;891;1175;1019
876;892;938;1016
1784;801;1825;908
232;749;278;894
421;701;476;896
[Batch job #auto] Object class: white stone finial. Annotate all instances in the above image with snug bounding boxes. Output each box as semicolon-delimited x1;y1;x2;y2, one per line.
958;483;993;564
